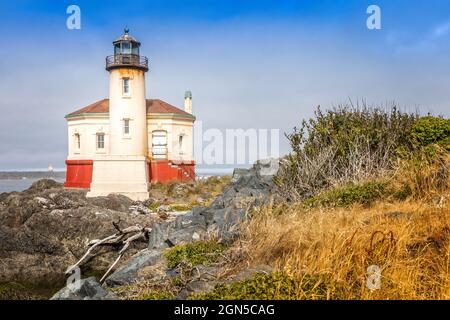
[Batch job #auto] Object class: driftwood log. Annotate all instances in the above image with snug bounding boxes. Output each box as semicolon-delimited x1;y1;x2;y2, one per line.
65;222;152;283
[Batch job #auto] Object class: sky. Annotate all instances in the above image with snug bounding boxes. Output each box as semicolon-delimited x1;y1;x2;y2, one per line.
0;0;450;170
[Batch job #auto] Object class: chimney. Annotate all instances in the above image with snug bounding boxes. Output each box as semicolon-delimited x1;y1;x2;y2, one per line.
184;91;192;114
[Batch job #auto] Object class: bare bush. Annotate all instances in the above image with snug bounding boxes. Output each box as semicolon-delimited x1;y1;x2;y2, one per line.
276;103;418;200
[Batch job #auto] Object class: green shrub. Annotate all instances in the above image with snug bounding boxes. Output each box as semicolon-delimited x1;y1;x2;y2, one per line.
190;272;341;300
304;181;391;207
276;104;418;200
410;116;450;147
164;241;225;269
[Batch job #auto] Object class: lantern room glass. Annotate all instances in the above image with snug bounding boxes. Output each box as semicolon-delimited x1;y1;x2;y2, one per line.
122;42;131;54
114;42;140;56
132;44;139;55
114;43;120;55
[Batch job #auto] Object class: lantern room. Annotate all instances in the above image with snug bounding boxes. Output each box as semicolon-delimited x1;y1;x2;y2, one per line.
106;28;148;72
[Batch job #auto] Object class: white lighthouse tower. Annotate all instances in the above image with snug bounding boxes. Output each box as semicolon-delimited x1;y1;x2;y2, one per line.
65;30;196;197
87;29;150;200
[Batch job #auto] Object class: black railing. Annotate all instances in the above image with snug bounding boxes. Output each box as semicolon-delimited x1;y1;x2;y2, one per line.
106;54;149;71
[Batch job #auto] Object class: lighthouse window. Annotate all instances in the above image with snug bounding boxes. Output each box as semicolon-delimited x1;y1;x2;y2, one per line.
74;134;81;150
179;135;184;153
114;43;120;55
123;78;130;95
122;42;131;54
124;119;130;134
96;133;105;149
132;44;139;55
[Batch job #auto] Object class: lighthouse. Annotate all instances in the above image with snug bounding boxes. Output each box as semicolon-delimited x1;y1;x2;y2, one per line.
108;28;149;157
64;29;196;201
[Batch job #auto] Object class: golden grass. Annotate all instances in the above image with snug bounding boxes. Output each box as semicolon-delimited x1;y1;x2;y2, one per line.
233;192;450;300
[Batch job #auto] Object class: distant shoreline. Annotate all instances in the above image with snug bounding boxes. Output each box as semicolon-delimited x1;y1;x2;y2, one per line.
0;172;66;180
0;168;235;181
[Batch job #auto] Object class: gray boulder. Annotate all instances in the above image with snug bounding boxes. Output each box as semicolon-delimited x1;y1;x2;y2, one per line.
146;158;280;248
102;159;280;291
105;249;163;287
51;277;116;300
28;179;62;192
148;211;208;249
0;180;154;286
195;158;279;241
176;280;218;300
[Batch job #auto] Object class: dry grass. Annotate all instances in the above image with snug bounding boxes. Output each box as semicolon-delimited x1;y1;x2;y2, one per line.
232;190;450;299
149;175;231;206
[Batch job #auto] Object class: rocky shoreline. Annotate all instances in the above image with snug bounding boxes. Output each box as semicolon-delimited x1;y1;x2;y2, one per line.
0;159;279;300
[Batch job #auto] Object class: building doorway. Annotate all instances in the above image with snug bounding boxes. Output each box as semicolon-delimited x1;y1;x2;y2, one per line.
152;131;168;160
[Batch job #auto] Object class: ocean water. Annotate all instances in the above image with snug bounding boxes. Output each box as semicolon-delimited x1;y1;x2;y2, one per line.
0;168;235;194
0;178;65;193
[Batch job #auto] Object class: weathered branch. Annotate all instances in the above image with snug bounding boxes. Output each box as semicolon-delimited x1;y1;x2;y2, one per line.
65;234;120;274
65;222;151;282
99;229;148;283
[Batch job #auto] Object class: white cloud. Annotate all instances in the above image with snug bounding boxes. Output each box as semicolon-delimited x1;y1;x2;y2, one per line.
433;22;450;38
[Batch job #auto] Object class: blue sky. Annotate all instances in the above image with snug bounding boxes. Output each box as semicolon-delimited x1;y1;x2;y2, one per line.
1;0;450;170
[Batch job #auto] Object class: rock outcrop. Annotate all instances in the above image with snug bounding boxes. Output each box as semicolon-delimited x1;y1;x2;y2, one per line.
145;158;279;252
103;159;280;294
1;158;280;300
50;277;116;300
0;179;155;287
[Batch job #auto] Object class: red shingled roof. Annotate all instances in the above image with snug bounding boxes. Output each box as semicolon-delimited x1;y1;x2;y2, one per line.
67;99;191;116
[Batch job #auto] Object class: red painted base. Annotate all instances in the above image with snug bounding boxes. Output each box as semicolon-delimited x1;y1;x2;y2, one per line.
149;160;196;184
64;160;93;189
64;159;195;189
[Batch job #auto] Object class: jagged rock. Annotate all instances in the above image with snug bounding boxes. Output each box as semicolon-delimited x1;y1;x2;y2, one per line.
87;194;134;212
195;159;279;242
129;203;151;215
34;196;51;206
2;159;281;298
166;225;207;247
176;280;218;300
0;180;154;286
147;159;280;248
51;277;116;300
148;212;208;249
105;249;163;287
28;179;63;192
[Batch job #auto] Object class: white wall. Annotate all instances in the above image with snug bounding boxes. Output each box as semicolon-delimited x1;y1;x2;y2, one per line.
109;68;148;156
147;117;195;161
67;117;110;160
